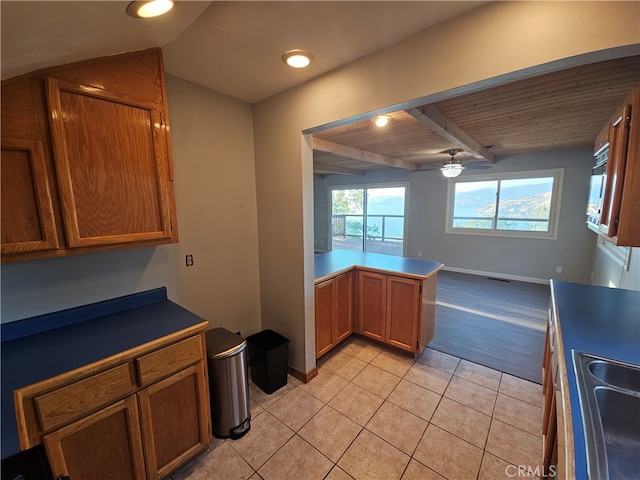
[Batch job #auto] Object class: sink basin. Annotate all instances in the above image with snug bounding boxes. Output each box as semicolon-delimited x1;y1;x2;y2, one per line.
588;359;640;392
595;387;640;478
573;351;640;479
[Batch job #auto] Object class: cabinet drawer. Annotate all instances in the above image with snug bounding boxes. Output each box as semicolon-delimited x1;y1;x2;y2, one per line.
136;335;203;386
35;363;134;431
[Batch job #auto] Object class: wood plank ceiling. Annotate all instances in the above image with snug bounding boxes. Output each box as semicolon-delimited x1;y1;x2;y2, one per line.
313;55;640;176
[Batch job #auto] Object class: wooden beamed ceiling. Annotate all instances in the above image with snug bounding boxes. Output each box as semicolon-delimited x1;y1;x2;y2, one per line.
312;55;640;176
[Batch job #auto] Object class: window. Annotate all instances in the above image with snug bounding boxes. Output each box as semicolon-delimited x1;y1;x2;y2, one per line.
445;169;564;239
330;185;407;256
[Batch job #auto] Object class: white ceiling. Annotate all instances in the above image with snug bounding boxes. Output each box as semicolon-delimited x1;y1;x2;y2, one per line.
1;1;487;103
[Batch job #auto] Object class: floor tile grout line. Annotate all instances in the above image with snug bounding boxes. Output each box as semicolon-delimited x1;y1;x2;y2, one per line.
183;340;543;480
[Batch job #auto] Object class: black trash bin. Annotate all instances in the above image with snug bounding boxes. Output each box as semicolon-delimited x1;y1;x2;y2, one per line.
246;329;289;394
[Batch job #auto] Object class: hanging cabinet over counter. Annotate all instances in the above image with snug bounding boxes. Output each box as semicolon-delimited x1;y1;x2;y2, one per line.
587;87;640;246
1;48;178;262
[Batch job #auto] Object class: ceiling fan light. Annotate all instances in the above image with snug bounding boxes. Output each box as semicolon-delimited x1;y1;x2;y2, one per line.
127;0;174;18
282;50;314;68
441;163;464;178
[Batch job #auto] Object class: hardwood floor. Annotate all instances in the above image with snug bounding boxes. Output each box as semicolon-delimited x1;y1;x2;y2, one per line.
430;270;550;384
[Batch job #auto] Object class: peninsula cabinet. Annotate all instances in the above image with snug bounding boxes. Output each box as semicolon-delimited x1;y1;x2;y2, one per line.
315;271;353;358
358;271;422;353
14;332;211;480
1;48;178;263
313;251;441;359
357;271;386;343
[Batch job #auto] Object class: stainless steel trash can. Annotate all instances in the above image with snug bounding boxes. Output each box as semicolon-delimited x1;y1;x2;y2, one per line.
205;328;251;439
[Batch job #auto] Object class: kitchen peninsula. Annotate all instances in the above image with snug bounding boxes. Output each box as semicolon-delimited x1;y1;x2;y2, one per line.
314;250;443;359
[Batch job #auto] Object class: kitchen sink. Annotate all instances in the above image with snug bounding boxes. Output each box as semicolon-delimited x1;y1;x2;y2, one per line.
573;351;640;479
588;359;640;392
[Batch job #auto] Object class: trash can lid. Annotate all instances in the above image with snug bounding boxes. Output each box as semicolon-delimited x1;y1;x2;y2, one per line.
205;327;247;359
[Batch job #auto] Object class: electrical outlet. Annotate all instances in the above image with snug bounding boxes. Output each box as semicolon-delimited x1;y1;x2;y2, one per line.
186;254;194;267
418;251;423;257
556;266;562;274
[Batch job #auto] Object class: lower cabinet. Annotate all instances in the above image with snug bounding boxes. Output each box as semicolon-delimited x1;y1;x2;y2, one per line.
358;271;386;343
315;272;352;358
358;271;422;353
15;331;212;480
386;275;421;352
542;313;559;477
43;396;147;480
314;267;436;359
138;364;210;479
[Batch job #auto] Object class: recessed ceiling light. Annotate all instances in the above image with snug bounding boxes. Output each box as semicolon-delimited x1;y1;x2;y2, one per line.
127;0;174;18
372;115;391;127
282;50;314;69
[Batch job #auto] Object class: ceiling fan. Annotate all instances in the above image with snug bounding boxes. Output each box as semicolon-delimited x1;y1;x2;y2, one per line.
422;148;492;177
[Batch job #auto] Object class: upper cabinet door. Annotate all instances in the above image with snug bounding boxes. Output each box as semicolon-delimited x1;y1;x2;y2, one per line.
1;138;59;254
599;103;631;238
45;76;172;248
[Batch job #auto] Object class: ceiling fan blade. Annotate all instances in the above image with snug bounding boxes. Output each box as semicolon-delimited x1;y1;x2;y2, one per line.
419;163;445;171
465;162;492;169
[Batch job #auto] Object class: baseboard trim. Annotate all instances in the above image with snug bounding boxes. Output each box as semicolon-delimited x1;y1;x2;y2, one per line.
442;266;550;285
288;365;318;383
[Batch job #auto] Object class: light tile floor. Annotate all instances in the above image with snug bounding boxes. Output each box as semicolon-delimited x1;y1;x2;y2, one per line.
171;337;544;480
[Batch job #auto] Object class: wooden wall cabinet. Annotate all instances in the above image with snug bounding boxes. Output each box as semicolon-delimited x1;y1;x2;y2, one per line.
1;49;178;262
315;272;352;358
591;87;640;246
15;331;211;480
358;271;424;354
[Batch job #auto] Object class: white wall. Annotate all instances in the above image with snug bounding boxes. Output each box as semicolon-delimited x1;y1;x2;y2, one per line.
314;148;597;284
592;244;640;291
253;2;640;375
1;75;263;338
162;75;262;335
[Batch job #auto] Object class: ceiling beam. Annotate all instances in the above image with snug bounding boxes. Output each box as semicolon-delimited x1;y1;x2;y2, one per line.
313;137;419;171
406;105;496;163
313;163;366;176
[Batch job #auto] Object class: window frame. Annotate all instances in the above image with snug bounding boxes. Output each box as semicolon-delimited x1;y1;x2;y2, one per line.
327;182;409;255
444;168;564;240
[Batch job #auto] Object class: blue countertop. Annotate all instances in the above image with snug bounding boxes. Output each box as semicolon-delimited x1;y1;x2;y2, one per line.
551;280;640;479
315;250;443;282
0;288;207;459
